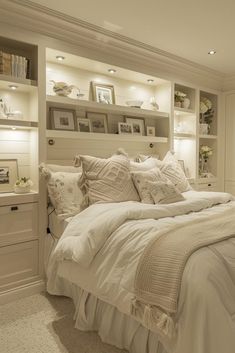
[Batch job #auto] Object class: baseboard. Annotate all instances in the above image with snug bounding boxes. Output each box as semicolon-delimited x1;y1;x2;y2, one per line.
0;279;45;305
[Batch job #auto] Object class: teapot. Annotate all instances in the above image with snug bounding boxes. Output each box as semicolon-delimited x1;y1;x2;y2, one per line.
50;80;77;97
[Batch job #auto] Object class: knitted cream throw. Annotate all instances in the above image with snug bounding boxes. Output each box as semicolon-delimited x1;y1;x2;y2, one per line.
132;205;235;339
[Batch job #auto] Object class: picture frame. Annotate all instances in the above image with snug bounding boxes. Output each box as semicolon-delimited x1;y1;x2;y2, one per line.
50;108;76;131
87;112;108;133
118;122;133;135
0;159;18;193
91;82;115;104
125;117;145;136
77;118;91;133
146;126;156;136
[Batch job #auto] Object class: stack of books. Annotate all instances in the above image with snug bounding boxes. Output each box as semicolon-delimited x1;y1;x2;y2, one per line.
0;51;30;79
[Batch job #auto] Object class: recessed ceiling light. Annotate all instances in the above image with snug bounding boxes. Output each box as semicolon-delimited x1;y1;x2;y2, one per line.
208;50;216;55
147;79;154;83
56;55;65;61
9;85;18;90
108;69;116;74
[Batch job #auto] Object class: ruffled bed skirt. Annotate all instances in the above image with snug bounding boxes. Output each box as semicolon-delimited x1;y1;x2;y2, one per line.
52;276;168;353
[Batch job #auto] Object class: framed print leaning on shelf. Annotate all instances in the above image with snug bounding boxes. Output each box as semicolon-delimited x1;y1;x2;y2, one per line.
91;82;115;104
146;126;156;136
125;117;145;136
50;108;76;131
0;159;18;193
118;122;133;135
87;112;108;133
77;118;91;132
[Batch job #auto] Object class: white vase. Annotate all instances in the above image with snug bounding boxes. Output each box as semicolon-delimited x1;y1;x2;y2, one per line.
199;123;209;135
182;98;190;109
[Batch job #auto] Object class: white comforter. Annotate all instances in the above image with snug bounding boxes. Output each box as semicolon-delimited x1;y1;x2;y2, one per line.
47;191;235;353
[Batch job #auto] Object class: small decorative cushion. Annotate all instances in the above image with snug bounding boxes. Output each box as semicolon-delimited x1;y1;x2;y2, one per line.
130;157;162;172
131;168;168;204
147;180;185;204
74;153;140;205
39;164;83;219
160;151;191;193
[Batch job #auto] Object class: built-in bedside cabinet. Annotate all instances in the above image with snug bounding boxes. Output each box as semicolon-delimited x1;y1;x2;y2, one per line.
0;193;44;302
194;180;218;192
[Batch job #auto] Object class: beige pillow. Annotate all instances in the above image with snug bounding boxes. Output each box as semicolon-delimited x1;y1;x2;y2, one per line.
147;180;185;204
160;151;191;192
131;168;168;204
75;153;140;205
39;164;83;219
130;157;162;172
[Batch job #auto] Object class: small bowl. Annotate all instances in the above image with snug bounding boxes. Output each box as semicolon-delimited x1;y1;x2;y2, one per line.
126;100;143;108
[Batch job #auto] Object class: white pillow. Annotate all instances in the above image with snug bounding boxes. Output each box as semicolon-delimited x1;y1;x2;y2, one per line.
130;157;162;172
131;168;168;204
75;152;140;205
160;151;191;193
39;164;83;219
45;163;81;173
147;180;185;204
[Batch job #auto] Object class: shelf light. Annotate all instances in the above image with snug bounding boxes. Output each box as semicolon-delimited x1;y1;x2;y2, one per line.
56;55;65;61
108;69;116;74
11;127;16;130
208;50;216;55
9;85;18;90
147;79;154;83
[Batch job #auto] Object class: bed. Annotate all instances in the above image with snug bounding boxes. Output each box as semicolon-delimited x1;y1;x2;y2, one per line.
43;152;235;353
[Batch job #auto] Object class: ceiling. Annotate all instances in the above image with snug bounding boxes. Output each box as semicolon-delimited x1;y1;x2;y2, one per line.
29;0;234;75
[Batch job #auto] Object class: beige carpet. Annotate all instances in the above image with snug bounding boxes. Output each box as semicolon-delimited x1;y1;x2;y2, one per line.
0;292;127;353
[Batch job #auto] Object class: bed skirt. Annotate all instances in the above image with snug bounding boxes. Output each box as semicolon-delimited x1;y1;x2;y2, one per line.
51;276;168;353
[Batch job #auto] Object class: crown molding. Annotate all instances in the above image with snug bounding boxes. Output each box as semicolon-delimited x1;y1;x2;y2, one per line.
0;0;224;89
221;75;235;92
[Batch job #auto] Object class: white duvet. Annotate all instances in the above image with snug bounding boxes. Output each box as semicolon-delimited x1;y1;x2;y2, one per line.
47;191;235;353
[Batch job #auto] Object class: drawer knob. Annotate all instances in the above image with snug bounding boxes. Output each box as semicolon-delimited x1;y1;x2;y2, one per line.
11;206;18;211
208;184;212;187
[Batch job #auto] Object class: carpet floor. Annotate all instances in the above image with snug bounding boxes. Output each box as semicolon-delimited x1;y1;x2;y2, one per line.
0;292;127;353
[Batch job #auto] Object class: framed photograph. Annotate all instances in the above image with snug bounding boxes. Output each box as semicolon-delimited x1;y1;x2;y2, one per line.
146;126;156;136
50;108;75;131
125;117;145;136
0;159;18;193
118;122;133;135
87;112;108;133
77;118;91;132
91;82;115;104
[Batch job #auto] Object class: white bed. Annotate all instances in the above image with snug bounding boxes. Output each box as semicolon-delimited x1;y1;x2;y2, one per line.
47;190;235;353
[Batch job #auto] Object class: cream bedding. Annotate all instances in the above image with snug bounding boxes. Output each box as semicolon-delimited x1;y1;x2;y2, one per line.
47;191;235;353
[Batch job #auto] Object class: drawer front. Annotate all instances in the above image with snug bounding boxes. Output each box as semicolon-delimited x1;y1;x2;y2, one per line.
196;182;217;192
0;203;38;246
0;240;39;291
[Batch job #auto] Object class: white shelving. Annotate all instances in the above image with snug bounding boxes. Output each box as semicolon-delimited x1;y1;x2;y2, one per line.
0;74;37;90
199;134;217;139
0;118;38;129
46;95;169;119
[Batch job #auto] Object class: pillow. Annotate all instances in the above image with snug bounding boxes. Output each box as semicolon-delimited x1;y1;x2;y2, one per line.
45;163;81;173
130;157;162;172
75;153;140;205
39;164;83;219
131;168;168;204
160;151;191;193
147;180;185;204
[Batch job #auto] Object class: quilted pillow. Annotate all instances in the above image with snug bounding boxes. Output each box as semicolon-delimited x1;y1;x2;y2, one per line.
147;180;185;204
75;153;140;205
160;151;191;192
131;168;168;204
39;164;83;219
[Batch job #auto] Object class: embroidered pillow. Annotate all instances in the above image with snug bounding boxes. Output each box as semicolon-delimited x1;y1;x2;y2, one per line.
131;168;168;204
75;153;140;205
39;164;83;219
147;180;185;204
160;151;191;192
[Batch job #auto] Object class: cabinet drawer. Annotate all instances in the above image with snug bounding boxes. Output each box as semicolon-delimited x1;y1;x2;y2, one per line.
0;240;39;291
0;203;38;246
196;182;217;192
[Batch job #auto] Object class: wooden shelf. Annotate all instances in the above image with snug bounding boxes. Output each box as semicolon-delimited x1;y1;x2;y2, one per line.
46;129;168;143
0;191;39;207
174;132;195;139
199;134;217;139
174;107;195;115
0;74;37;91
0;119;38;129
46;95;169;119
